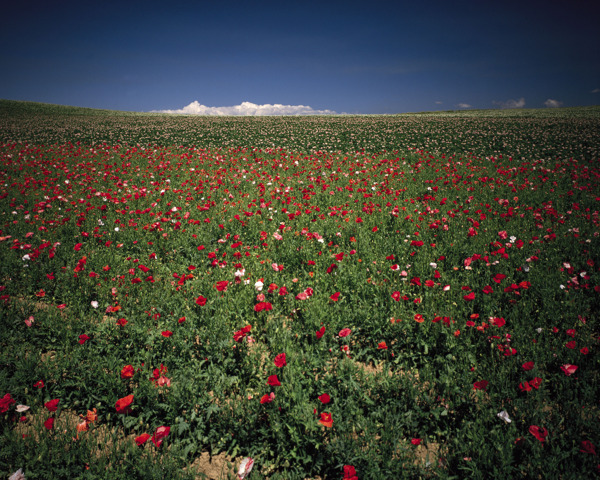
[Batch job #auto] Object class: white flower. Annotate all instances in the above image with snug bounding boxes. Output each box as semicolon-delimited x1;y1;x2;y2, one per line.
237;457;254;479
16;405;30;413
429;263;437;269
254;280;264;291
91;301;99;309
497;410;511;423
9;469;26;480
536;328;543;333
22;254;30;261
114;227;119;232
234;269;245;278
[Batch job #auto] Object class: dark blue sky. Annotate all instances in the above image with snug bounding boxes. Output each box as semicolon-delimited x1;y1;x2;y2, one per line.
2;0;598;114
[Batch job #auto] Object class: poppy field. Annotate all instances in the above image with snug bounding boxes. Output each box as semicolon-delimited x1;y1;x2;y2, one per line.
1;101;600;479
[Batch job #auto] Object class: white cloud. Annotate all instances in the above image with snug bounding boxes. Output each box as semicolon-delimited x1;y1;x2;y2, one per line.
592;88;600;93
456;103;472;109
493;97;525;109
155;101;337;116
544;99;563;108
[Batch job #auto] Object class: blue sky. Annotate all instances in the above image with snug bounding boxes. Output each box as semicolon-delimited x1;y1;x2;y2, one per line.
1;0;598;114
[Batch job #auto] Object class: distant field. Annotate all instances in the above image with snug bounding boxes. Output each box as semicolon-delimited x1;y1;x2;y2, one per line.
1;100;599;479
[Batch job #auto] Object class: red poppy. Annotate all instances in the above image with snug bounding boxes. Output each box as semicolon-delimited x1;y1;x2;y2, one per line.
121;365;135;379
411;438;422;445
580;440;596;455
522;361;535;371
44;417;54;430
529;425;548;443
482;285;494;294
339;328;351;337
560;364;578;376
260;392;275;404
45;399;60;412
319;412;333;428
161;330;173;337
116;318;127;327
473;380;489;391
330;292;341;302
391;291;401;301
343;465;358;480
34;380;44;389
316;326;325;339
215;280;229;292
78;334;90;344
135;433;151;446
274;353;287;368
115;394;134;414
463;292;475;301
378;341;388;350
318;393;331;404
195;295;207;306
152;426;170;448
267;375;281;387
0;393;15;413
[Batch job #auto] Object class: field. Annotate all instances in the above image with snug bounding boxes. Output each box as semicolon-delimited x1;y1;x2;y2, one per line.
1;100;599;479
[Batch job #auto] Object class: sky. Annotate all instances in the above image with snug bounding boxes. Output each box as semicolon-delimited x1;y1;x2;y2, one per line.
1;0;599;115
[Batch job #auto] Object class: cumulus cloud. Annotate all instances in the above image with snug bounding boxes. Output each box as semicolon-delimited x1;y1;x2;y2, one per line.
456;103;472;109
155;101;337;116
493;97;526;109
544;99;563;108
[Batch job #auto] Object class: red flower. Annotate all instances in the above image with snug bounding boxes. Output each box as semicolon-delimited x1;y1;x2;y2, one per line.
463;292;475;301
411;438;422;445
45;399;60;412
78;334;90;345
152;426;170;448
0;393;15;413
215;280;229;292
330;292;341;302
260;392;275;404
319;412;333;428
178;316;186;324
560;364;578;376
267;375;281;387
338;328;351;337
115;394;134;414
195;295;207;306
121;365;135;379
529;425;548;443
492;273;507;284
316;326;325;339
377;341;388;350
482;285;494;294
490;317;506;327
391;291;401;302
135;433;151;446
580;440;597;455
44;417;54;430
34;380;44;389
318;393;331;404
522;361;535;371
343;465;358;480
274;353;287;368
161;330;173;337
116;318;128;327
473;380;489;391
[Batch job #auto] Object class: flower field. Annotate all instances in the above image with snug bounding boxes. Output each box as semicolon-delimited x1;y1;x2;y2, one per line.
1;100;600;479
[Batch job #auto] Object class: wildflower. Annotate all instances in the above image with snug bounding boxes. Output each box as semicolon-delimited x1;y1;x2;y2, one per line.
237;457;254;479
529;425;548;443
260;392;275;404
319;412;333;428
115;394;134;414
343;465;358;480
78;334;90;344
0;393;16;413
316;326;325;339
151;426;170;448
44;417;54;430
318;393;331;404
135;433;151;446
497;410;512;423
274;353;287;368
8;469;25;480
378;341;388;350
121;365;135;379
338;328;351;337
580;440;596;455
560;364;578;376
267;375;281;387
44;399;59;412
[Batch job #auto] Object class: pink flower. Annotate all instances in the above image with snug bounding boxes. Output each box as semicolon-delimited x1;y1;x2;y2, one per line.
151;426;170;448
560;364;578;376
